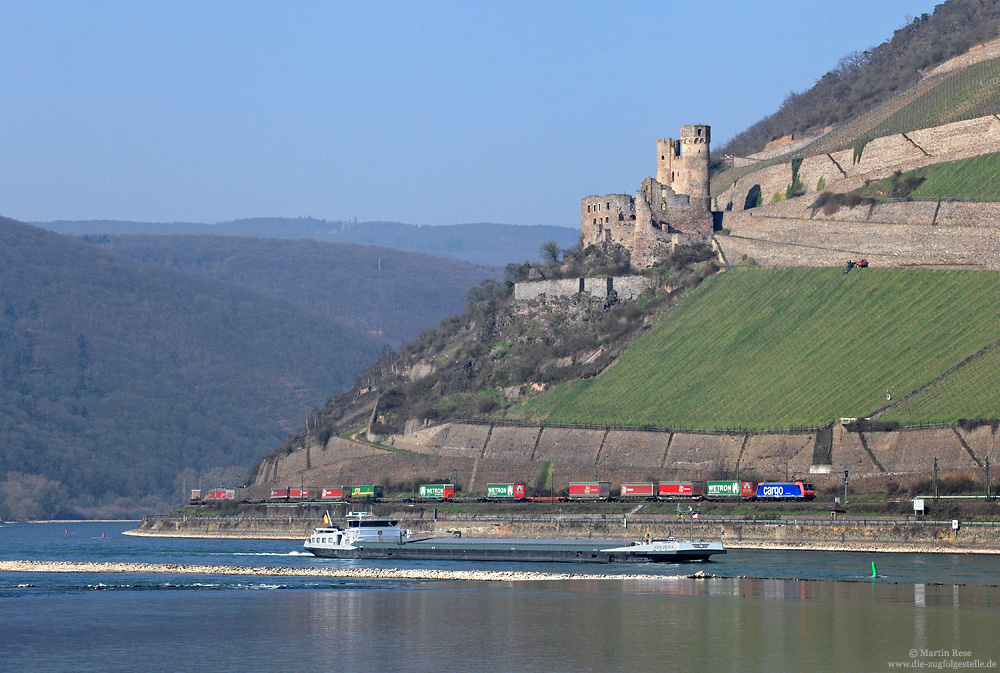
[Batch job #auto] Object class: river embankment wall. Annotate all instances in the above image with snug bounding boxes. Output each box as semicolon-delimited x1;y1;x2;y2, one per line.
131;512;1000;554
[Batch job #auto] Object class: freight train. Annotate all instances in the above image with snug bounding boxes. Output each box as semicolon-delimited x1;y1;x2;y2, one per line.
213;479;814;505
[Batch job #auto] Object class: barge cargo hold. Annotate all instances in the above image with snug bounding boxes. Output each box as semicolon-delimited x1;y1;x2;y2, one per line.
304;512;725;564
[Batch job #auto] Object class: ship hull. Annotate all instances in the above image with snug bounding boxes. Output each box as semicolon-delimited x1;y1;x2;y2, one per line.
305;537;725;564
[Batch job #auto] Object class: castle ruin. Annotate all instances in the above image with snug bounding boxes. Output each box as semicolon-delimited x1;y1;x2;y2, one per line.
581;124;713;268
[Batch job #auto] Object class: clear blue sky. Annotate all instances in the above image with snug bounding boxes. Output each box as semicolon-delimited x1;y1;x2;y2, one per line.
2;1;940;229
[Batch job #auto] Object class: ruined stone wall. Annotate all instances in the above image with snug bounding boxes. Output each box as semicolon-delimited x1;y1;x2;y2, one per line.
586;128;713;269
514;275;655;302
513;278;581;302
581;193;635;248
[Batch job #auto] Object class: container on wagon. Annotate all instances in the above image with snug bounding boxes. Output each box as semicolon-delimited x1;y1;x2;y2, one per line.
657;481;704;498
486;483;526;499
321;486;345;500
568;481;611;499
288;488;317;500
619;482;655;499
706;481;754;498
418;484;455;499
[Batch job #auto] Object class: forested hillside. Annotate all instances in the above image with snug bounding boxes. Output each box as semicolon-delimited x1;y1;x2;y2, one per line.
84;235;497;346
0;217;383;519
36;218;580;268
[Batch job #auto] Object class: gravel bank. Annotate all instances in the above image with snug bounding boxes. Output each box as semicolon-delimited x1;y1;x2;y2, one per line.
0;560;677;582
723;540;1000;554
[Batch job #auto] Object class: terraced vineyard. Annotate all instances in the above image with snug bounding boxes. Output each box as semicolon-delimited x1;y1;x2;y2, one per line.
882;343;1000;424
508;268;1000;430
859;57;1000;146
711;56;1000;199
909;151;1000;200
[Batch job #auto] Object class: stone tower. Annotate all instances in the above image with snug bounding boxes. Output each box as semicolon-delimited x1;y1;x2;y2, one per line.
655;124;711;204
679;124;711;204
656;138;679;188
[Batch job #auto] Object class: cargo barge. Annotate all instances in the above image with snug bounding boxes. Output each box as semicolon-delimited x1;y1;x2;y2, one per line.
304;512;725;564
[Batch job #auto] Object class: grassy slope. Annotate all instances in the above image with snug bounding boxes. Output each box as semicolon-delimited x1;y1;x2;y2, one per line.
882;344;1000;423
909;151;1000;200
508;268;1000;430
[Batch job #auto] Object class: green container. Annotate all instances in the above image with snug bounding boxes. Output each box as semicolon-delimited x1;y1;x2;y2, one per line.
487;483;525;499
351;485;384;499
418;484;454;499
706;481;741;497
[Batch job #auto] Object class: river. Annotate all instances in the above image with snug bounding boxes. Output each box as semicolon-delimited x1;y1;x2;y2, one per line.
1;521;996;672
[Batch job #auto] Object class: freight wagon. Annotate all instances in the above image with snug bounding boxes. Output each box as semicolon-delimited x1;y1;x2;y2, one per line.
350;485;384;500
485;483;526;500
657;481;704;499
320;486;346;500
705;481;755;499
754;482;815;501
418;484;456;500
269;487;317;500
619;482;656;499
568;481;611;500
203;489;236;501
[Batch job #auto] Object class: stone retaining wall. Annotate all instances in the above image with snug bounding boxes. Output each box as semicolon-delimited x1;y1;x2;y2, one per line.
137;512;1000;553
253;421;999;499
716;202;1000;269
716;113;1000;214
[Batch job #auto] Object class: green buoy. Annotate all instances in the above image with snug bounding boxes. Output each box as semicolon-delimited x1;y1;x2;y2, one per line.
871;561;877;578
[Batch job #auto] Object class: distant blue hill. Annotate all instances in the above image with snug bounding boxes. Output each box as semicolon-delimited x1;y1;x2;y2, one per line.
34;218;580;268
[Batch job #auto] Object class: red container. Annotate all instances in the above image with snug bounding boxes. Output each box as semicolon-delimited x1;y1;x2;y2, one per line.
288;488;317;500
321;486;345;500
657;481;704;498
269;488;289;499
620;482;655;498
205;489;235;500
740;481;755;498
568;481;611;500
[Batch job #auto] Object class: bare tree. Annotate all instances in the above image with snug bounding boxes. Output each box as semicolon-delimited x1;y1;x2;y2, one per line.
539;240;561;265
